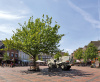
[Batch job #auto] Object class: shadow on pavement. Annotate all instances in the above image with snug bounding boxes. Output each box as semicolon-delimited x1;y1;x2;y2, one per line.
20;68;93;78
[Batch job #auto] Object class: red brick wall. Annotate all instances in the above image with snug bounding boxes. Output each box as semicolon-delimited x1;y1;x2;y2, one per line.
8;50;18;60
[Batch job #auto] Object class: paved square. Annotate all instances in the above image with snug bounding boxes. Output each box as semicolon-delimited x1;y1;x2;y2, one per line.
0;66;100;82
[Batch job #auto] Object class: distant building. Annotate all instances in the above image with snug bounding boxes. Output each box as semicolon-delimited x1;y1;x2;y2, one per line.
91;41;100;56
83;45;87;51
0;41;5;63
61;52;65;56
38;54;52;63
7;50;19;64
72;40;100;67
38;52;66;63
18;51;30;66
0;41;19;64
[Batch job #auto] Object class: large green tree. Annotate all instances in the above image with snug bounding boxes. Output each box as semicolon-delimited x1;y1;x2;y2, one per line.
74;48;83;61
3;15;64;70
84;43;98;61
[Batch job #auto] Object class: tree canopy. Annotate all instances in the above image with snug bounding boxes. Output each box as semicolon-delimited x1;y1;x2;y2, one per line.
40;56;43;61
74;48;83;60
98;56;100;63
3;15;64;67
84;43;98;60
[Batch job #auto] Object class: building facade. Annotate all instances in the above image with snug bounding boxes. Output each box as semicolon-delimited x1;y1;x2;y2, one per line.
38;52;66;63
38;54;52;63
7;49;19;64
0;41;19;64
18;50;30;66
72;40;100;67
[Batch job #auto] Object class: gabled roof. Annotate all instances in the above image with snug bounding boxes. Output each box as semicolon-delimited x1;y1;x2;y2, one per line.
91;41;100;47
0;41;4;49
91;41;100;50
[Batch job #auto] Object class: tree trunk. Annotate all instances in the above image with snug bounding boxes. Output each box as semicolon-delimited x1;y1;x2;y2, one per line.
33;55;36;66
6;61;7;66
32;55;36;70
29;55;39;71
80;59;81;66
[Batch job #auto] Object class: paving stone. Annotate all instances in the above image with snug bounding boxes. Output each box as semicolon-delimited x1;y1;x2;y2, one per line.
0;66;100;82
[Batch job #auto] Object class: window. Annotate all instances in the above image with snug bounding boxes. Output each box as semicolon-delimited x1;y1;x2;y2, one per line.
15;54;18;57
23;55;24;59
7;52;9;56
11;53;14;57
24;55;26;59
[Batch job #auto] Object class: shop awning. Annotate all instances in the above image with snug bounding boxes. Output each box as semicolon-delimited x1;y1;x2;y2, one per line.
36;60;45;62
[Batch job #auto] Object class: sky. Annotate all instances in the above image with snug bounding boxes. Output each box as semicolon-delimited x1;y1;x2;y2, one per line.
0;0;100;54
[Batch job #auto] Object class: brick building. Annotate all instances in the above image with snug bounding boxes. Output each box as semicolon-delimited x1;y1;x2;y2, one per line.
0;41;19;64
71;41;100;67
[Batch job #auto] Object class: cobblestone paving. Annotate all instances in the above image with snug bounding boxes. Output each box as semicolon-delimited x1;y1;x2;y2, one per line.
0;66;100;82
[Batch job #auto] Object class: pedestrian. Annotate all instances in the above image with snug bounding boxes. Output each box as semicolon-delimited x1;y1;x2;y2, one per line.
11;62;13;68
1;61;4;67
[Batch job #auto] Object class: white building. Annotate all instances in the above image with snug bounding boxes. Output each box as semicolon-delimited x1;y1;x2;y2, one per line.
18;51;30;66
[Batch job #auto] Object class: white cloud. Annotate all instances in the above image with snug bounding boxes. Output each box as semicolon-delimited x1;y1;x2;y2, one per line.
0;11;25;20
0;24;16;34
67;0;100;28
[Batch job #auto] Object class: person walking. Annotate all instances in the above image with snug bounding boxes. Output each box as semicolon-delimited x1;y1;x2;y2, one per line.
11;62;13;68
1;61;4;67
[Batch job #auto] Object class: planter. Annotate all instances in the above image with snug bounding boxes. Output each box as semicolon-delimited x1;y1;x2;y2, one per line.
91;63;96;68
91;65;94;68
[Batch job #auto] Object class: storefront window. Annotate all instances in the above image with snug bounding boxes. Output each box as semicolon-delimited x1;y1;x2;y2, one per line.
7;52;9;56
11;53;14;57
15;54;18;57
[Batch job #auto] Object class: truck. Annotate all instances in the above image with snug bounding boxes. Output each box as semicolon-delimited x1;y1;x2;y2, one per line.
47;55;73;70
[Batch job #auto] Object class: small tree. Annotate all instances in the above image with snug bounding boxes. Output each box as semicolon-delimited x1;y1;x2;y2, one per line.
40;56;43;61
73;59;76;63
84;43;98;61
3;52;10;64
74;48;83;62
36;55;39;61
64;51;69;56
54;52;62;60
98;56;100;67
